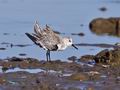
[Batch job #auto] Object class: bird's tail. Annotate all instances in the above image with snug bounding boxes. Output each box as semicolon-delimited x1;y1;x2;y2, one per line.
25;33;38;45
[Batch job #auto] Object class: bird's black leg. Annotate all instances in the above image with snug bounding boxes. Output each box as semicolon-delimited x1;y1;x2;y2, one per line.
46;50;51;62
48;50;51;61
46;50;49;62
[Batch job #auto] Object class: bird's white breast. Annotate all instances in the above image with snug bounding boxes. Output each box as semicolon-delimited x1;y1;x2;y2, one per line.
57;44;67;51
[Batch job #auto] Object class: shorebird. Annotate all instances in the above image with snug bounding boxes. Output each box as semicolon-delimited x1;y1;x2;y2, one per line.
25;21;78;61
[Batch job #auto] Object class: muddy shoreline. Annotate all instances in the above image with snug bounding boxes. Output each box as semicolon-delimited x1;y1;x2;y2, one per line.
0;48;120;90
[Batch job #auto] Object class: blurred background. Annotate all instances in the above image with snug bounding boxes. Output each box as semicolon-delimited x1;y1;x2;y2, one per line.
0;0;120;60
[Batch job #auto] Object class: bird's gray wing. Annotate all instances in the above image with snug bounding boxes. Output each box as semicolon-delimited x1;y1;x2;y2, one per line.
32;22;62;50
25;33;43;47
39;28;62;51
34;21;42;36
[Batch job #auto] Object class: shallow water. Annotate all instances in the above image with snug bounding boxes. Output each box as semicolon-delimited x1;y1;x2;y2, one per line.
0;0;120;60
0;67;44;73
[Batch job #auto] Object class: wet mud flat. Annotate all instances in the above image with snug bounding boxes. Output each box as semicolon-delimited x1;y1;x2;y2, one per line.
0;48;120;90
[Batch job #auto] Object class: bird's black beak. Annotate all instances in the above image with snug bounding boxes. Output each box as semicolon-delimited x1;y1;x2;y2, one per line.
72;44;78;50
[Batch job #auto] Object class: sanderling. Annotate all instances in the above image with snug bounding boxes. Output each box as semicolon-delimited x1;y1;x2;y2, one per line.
25;21;78;61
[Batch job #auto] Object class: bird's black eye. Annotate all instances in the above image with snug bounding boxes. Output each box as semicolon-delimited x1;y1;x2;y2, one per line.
69;40;71;42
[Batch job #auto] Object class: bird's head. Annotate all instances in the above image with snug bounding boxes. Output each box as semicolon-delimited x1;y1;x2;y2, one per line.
63;37;78;50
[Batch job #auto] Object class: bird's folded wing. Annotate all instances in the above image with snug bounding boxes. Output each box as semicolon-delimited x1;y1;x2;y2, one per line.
39;29;62;50
33;22;62;50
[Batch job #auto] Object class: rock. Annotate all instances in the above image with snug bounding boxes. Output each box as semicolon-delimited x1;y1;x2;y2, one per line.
8;57;23;62
89;17;120;37
94;49;110;63
94;49;120;64
68;56;77;62
80;55;94;62
80;49;120;65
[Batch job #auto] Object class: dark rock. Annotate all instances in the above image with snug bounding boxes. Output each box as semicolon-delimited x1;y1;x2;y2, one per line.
68;56;77;60
2;67;9;72
94;49;110;63
25;58;40;64
71;32;85;36
19;53;27;56
0;48;6;50
8;57;23;62
99;7;107;12
10;44;31;48
80;55;94;62
80;49;120;65
68;56;77;62
78;33;85;36
89;17;120;37
94;49;120;64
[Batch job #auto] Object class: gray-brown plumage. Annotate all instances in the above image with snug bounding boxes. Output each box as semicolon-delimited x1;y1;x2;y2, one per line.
25;21;78;61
